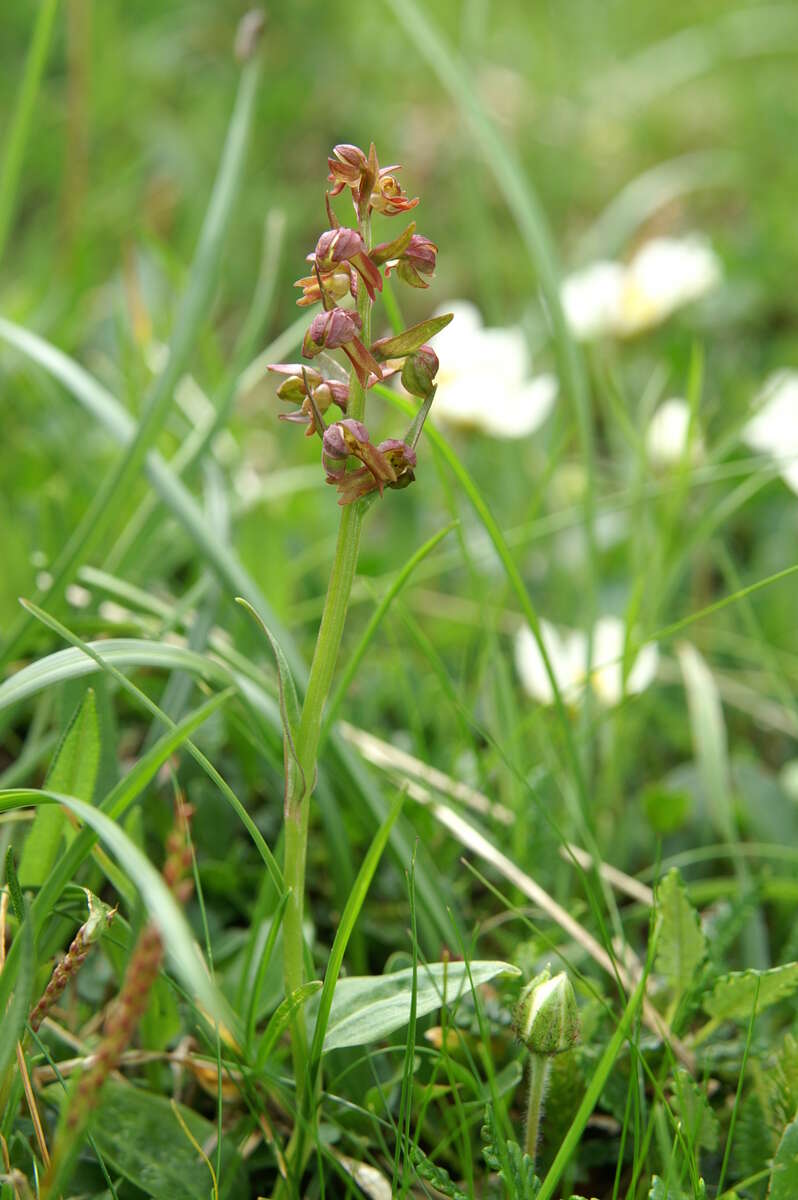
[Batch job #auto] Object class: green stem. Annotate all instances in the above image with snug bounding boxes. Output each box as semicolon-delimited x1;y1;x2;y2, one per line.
281;215;373;1120
524;1054;550;1167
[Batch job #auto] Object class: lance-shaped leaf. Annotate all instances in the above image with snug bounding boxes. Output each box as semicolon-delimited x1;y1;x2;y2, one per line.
306;959;519;1052
18;687;100;887
371;220;417;266
371;313;453;361
236;597;305;814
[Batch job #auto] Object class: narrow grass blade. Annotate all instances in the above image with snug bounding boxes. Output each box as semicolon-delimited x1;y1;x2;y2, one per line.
382;0;597;621
375;384;593;825
236;597;305;809
0;48;264;667
321;521;458;741
18;688;100;887
678;641;768;969
309;790;406;1069
246;890;291;1056
0;316;302;681
18;601;285;893
0;908;33;1081
0;0;60;260
255;981;322;1071
0;789;235;1034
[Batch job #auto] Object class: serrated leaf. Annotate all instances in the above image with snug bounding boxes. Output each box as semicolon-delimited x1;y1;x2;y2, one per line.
82;1080;246;1199
704;963;798;1021
370;313;453;360
670;1067;719;1152
306;960;519;1052
18;688;100;887
648;1177;706;1200
769;1116;798;1198
654;869;706;1004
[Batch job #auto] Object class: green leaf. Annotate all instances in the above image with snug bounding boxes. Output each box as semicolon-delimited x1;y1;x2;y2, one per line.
704;963;798;1021
79;1080;246;1199
19;688;100;887
670;1067;719;1152
411;1146;470;1199
306;960;519;1053
654;869;706;1003
255;980;322;1070
770;1116;798;1199
0;908;33;1080
648;1178;706;1200
0;788;237;1038
370;313;453;360
481;1106;539;1197
236;596;305;809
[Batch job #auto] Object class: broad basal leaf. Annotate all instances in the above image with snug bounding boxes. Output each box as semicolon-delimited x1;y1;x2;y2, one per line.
704;962;798;1021
654;869;706;1004
307;960;519;1053
83;1080;246;1199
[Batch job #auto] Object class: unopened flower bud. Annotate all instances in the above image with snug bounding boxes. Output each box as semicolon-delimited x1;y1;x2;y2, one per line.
303;308;361;356
312;228;382;299
401;344;439;399
327;143;370;195
303;307;382;388
397;234;438;287
515;968;579;1055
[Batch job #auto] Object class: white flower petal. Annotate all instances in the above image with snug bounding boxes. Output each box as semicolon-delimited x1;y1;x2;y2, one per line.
478;375;558;439
561;261;625;340
590;616;626;706
430;300;558;437
627;640;660;695
646;397;701;467
742;371;798;496
618;235;721;334
515;620;580;705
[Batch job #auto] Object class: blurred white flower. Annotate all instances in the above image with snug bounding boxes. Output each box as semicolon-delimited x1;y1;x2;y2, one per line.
645;397;703;467
514;616;658;707
562;235;721;340
427;301;557;438
561;262;625;341
742;370;798;495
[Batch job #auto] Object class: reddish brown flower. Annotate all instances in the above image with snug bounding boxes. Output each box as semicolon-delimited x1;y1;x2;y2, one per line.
269;363;349;435
302;308;383;389
370;168;418;217
313;227;382;299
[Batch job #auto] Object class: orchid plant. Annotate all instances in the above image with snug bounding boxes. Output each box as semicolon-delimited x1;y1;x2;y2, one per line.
264;142;452;1183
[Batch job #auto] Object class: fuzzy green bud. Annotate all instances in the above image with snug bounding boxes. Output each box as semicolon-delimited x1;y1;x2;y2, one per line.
515;967;580;1055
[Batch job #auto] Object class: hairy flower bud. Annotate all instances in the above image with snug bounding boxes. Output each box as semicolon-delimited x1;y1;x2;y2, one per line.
401;344;439;399
515;968;580;1055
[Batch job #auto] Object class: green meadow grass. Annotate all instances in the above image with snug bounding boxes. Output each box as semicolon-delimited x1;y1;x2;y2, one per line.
2;2;798;1197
